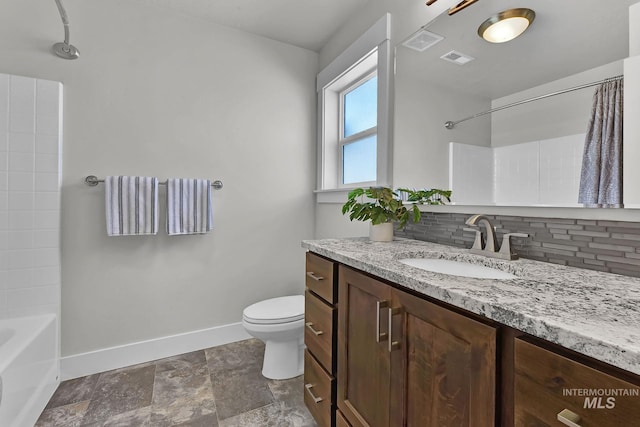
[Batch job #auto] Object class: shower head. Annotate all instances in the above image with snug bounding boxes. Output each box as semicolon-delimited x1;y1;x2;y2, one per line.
52;0;79;60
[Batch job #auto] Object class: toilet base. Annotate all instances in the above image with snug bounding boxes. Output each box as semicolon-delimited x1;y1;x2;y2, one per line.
261;339;304;380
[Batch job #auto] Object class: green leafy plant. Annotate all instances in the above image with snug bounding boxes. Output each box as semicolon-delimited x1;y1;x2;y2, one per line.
341;187;452;230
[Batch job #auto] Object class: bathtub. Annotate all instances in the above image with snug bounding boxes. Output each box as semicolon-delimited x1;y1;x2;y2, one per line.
0;314;59;427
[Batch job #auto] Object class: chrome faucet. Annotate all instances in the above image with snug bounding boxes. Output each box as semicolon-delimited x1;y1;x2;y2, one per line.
464;214;529;260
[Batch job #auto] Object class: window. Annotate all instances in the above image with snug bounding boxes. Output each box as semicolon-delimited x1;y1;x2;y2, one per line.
315;14;391;202
340;73;377;185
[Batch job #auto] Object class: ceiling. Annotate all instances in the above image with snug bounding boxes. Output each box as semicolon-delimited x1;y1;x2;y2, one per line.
138;0;370;52
396;0;639;99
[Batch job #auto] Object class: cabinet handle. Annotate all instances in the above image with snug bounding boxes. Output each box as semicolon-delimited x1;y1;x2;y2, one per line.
376;300;389;342
306;271;324;281
388;307;402;352
305;322;324;336
305;383;324;403
557;409;582;427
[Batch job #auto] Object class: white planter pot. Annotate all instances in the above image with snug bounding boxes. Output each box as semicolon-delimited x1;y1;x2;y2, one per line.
369;222;394;242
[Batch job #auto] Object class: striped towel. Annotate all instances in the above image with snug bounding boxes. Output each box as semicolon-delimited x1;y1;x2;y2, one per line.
105;176;159;236
166;178;213;235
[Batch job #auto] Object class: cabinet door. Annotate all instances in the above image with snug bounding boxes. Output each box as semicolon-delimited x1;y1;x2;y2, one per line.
390;288;496;427
338;266;392;427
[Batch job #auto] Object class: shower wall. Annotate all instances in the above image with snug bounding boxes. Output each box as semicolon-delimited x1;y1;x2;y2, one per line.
0;74;62;319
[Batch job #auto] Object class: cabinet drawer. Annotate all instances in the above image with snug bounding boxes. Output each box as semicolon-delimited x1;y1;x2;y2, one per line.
304;290;335;372
515;338;640;426
306;252;337;304
304;350;334;427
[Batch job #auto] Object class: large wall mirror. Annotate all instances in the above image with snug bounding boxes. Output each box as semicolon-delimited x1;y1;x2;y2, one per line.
393;0;637;208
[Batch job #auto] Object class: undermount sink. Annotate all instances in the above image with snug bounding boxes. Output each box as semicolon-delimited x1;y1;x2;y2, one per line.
399;258;517;280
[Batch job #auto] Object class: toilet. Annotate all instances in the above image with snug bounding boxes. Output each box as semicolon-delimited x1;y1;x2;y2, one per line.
242;295;305;380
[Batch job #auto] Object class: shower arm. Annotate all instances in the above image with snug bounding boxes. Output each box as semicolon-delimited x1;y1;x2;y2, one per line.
54;0;71;45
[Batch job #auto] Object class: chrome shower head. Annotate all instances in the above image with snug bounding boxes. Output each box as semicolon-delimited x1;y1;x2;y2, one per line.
52;0;79;60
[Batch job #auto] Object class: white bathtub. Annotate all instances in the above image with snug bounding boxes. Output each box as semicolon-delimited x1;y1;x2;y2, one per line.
0;314;59;427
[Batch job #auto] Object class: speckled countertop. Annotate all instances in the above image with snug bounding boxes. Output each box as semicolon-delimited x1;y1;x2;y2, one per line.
302;237;640;375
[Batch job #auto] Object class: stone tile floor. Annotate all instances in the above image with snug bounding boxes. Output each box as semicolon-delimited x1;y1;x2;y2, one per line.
36;339;317;426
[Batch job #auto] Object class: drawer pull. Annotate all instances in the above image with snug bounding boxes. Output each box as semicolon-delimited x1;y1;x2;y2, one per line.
388;307;402;352
376;300;389;342
306;271;324;281
557;409;581;427
305;383;324;403
305;322;324;336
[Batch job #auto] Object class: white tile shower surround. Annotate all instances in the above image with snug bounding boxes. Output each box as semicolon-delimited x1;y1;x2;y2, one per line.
0;73;62;319
449;133;585;206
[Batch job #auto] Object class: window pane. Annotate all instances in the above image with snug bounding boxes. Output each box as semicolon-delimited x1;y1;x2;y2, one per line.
344;76;377;138
343;135;377;184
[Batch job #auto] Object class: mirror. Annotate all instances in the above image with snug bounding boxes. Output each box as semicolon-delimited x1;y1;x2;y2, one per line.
394;0;636;207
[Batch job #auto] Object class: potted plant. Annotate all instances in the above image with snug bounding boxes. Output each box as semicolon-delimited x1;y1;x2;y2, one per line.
341;186;452;242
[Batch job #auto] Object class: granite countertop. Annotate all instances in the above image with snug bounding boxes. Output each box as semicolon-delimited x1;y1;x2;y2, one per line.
301;237;640;375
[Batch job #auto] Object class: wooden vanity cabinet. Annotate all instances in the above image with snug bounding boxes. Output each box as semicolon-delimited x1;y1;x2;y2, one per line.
337;265;497;427
305;251;640;427
514;338;640;427
304;252;338;427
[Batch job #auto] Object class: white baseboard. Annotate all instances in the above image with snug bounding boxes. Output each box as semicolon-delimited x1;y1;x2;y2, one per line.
61;322;251;380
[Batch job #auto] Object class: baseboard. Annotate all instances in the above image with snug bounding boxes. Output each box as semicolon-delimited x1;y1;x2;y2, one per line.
60;322;251;380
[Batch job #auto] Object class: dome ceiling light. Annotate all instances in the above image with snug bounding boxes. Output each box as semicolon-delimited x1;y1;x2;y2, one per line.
478;8;536;43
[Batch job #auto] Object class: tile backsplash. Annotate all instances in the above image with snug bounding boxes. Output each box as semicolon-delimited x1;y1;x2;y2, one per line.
396;212;640;278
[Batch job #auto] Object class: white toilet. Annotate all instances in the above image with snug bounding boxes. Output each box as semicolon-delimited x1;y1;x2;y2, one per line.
242;295;305;380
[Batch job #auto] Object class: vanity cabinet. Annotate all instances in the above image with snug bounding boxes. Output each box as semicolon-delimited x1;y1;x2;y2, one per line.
304;252;338;427
514;338;640;427
304;250;640;427
337;265;496;427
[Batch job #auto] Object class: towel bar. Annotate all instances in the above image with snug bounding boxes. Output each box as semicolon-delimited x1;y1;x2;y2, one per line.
84;175;223;190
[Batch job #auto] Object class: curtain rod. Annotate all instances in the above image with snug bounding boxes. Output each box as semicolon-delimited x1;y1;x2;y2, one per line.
444;74;623;129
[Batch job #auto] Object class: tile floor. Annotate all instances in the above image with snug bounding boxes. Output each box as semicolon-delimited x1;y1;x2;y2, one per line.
36;339;317;426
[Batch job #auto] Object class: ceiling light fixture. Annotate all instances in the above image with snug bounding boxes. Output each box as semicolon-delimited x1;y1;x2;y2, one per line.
478;8;535;43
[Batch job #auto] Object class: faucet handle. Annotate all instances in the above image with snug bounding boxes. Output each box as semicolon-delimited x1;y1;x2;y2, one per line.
499;233;529;260
464;227;484;251
504;233;529;238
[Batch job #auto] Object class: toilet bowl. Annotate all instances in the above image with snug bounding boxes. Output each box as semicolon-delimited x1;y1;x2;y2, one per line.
242;295;305;380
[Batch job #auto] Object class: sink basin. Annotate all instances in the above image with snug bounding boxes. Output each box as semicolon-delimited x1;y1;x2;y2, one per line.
399;258;517;280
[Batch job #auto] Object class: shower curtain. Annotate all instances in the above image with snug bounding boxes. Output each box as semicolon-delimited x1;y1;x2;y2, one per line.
578;79;623;207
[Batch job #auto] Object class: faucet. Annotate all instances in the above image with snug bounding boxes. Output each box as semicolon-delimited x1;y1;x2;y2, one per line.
464;214;528;260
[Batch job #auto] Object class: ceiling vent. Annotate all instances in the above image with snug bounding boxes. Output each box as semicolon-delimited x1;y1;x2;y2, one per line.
402;29;444;52
440;50;475;65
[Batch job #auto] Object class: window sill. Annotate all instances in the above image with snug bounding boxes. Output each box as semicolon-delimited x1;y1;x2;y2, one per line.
314;188;355;204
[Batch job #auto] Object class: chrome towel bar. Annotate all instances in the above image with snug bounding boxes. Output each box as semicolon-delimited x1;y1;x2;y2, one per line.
84;175;223;190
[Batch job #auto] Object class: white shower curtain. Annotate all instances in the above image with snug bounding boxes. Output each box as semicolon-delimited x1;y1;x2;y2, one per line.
578;79;624;208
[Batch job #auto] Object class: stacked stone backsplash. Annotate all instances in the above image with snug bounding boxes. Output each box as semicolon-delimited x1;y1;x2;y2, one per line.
395;212;640;278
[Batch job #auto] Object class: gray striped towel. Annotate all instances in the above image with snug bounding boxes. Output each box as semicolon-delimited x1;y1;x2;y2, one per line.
166;178;213;235
105;176;159;236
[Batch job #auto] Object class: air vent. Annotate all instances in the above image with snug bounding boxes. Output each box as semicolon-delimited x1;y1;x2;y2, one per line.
402;29;444;52
440;50;475;65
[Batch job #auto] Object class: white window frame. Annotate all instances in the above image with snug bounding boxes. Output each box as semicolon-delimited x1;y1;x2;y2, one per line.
338;70;378;188
316;14;392;203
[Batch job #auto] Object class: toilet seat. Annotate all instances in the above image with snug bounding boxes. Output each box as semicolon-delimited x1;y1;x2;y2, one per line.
242;295;304;325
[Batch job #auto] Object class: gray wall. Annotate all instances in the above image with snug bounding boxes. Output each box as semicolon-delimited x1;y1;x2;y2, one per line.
1;0;317;356
491;61;624;147
393;73;491;190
